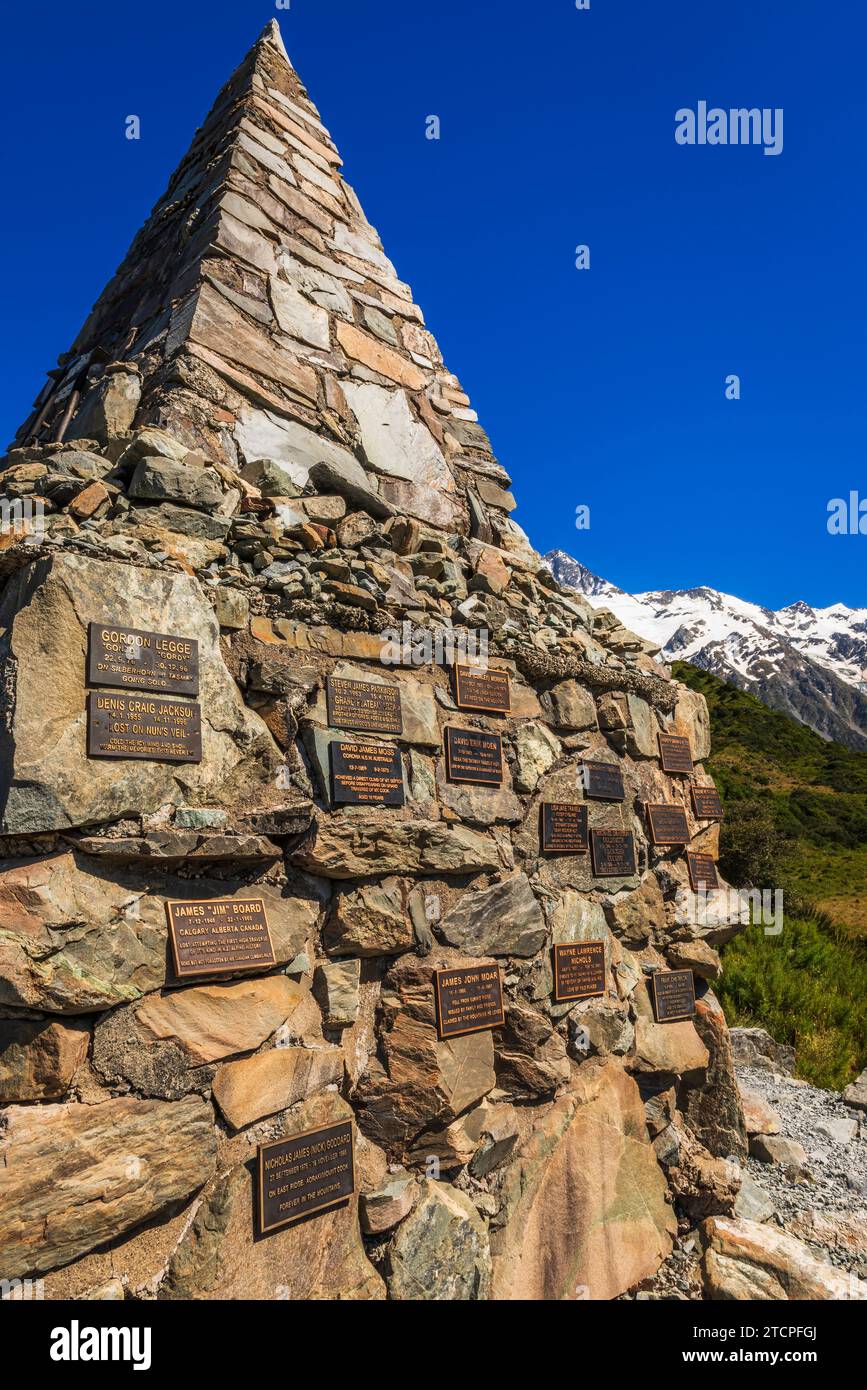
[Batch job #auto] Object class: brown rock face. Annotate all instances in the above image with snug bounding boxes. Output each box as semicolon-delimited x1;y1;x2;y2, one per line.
162;1094;383;1301
701;1216;867;1300
490;1060;676;1300
0;553;279;834
0;1095;216;1279
0;1017;89;1102
679;993;748;1160
211;1044;344;1129
0;852;319;1014
356;953;496;1156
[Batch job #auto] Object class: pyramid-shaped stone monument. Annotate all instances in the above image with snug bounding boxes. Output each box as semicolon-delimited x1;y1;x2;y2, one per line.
0;22;745;1301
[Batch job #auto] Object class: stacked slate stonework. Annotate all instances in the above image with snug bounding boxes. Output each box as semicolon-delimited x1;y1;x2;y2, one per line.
0;22;748;1301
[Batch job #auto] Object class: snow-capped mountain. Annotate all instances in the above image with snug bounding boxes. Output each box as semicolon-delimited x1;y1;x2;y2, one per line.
545;551;867;751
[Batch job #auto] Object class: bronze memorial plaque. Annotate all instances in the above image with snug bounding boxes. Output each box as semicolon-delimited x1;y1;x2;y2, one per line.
453;665;511;714
444;727;503;785
541;802;589;854
330;741;405;805
87;692;202;763
165;898;276;978
552;941;606;1003
658;733;694;774
652;969;697;1023
87;621;199;696
646;803;690;845
326;675;402;735
590;828;637;877
691;785;724;820
687;852;720;893
434;964;505;1040
582;760;626;802
258;1120;356;1234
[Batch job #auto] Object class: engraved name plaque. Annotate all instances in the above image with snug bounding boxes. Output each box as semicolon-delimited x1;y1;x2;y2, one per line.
434;964;505;1039
646;803;690;846
590;828;637;877
686;852;720;892
651;969;697;1023
541;802;589;854
552;941;606;1003
658;733;694;775
444;727;504;786
582;760;626;801
165;898;276;978
87;692;202;762
691;785;724;820
453;665;511;714
258;1120;356;1234
326;676;402;735
88;622;199;696
330;741;405;805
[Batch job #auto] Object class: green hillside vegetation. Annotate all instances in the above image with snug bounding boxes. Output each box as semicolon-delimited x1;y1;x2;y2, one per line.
672;661;867;1089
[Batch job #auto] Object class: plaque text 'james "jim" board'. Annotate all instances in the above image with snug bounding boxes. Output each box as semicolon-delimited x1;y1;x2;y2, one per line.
326;676;402;735
165;898;276;978
88;622;199;696
87;693;202;763
258;1120;356;1234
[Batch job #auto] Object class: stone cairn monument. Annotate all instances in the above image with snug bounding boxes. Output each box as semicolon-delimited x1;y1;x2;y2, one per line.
0;22;747;1300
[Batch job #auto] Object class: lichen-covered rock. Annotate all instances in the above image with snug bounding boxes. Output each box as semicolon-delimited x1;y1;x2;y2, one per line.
0;853;319;1013
324;877;413;957
386;1178;491;1300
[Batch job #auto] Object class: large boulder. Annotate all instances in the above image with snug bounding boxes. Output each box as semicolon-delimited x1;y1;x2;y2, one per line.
0;852;319;1013
386;1178;491;1300
0;553;279;834
91;976;316;1099
161;1094;383;1300
0;1095;216;1279
490;1059;675;1299
438;873;547;958
701;1216;867;1300
355;953;496;1156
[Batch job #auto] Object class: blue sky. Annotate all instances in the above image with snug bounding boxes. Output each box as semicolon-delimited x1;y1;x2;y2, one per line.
2;0;864;608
